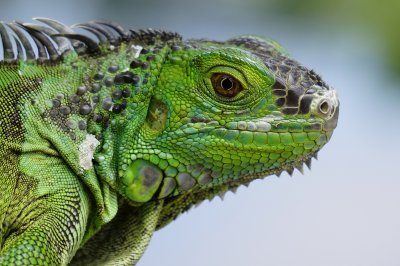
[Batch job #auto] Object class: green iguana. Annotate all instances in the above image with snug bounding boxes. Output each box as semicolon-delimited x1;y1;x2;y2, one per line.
0;18;339;265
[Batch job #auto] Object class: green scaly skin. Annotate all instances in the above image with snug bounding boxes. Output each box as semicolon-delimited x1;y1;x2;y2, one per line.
0;20;339;265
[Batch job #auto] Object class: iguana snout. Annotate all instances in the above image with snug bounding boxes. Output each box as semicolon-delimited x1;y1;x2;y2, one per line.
311;89;339;130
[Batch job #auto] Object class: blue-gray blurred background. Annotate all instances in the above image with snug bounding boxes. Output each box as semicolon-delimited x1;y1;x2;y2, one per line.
1;0;399;265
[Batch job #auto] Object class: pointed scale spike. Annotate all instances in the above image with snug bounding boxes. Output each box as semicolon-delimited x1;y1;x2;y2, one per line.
74;24;108;44
13;34;24;60
207;194;214;202
229;187;238;194
7;23;36;60
129;29;139;37
313;152;318;160
14;22;49;61
52;33;100;54
19;23;71;56
194;201;203;208
85;21;119;44
34;17;84;53
93;20;130;40
295;164;304;175
218;192;226;201
16;22;59;61
34;17;75;33
0;22;15;61
32;36;48;61
286;168;294;177
305;157;312;170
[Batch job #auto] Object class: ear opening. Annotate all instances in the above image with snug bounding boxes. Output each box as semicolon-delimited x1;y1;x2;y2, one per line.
144;96;168;134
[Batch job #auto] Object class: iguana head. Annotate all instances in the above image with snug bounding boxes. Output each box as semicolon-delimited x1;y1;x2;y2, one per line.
117;34;339;213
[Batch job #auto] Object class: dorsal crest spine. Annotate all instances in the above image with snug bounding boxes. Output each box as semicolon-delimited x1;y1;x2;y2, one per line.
0;18;182;63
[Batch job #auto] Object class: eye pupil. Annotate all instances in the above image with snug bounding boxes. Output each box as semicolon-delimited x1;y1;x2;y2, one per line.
221;77;233;90
211;73;243;98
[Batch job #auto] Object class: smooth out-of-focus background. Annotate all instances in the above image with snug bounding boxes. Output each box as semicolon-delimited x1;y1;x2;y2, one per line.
1;0;400;265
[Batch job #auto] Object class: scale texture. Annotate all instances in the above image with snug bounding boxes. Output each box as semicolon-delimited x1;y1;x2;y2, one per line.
0;18;339;265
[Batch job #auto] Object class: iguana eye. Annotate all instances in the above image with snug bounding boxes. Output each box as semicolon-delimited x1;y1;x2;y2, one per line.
211;73;243;98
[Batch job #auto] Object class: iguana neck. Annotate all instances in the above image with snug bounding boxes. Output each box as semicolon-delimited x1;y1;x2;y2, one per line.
86;43;171;193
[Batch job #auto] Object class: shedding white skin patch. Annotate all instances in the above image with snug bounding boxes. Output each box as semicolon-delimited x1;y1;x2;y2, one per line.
131;44;143;58
79;134;100;170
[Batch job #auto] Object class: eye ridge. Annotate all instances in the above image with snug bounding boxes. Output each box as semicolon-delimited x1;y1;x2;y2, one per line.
211;73;243;98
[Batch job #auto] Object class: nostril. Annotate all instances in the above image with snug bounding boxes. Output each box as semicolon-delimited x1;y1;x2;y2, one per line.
310;89;338;121
319;101;330;114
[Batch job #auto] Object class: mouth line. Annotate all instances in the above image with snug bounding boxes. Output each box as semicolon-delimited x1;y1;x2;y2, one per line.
166;125;330;160
173;114;335;137
173;120;333;138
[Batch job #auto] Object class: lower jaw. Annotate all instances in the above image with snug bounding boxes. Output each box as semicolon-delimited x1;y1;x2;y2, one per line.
162;149;319;208
165;145;320;201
